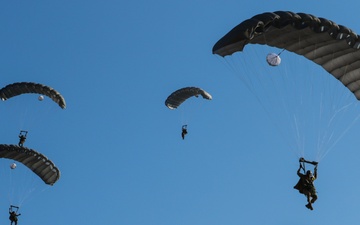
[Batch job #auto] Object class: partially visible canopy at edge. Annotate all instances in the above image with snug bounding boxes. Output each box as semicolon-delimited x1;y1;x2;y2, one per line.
0;82;66;109
165;87;212;109
0;144;60;185
212;11;360;100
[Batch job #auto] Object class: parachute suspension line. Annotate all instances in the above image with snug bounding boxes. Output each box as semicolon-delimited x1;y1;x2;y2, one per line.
224;45;259;96
223;55;258;94
2;159;48;207
315;59;332;160
177;96;205;127
179;107;187;126
14;168;45;208
276;46;311;156
310;43;334;161
317;103;360;161
7;164;15;205
226;42;295;152
277;49;285;56
292;115;305;158
265;34;310;153
180;104;190;127
294;41;333;161
16;178;35;207
316;93;327;161
6;165;27;207
228;45;298;153
267;45;305;157
11;97;49;132
285;45;323;159
288;48;305;155
10;100;29;130
314;58;360;161
17;180;48;208
221;31;358;161
290;41;334;160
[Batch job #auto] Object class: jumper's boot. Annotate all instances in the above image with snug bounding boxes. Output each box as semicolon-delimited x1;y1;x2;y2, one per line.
305;203;313;210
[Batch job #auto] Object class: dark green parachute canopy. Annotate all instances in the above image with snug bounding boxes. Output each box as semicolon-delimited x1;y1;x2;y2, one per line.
0;144;60;185
165;87;212;109
212;11;360;100
0;82;66;109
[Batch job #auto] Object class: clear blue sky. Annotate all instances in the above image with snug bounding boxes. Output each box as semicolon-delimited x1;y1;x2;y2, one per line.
1;1;360;224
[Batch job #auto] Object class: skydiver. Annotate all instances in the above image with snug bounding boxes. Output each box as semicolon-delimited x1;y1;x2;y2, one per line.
181;125;188;140
18;130;28;147
9;206;21;225
293;160;318;210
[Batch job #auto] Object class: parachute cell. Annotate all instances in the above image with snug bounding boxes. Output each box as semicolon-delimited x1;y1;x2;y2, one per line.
0;82;66;109
212;11;360;100
0;144;60;185
165;87;212;110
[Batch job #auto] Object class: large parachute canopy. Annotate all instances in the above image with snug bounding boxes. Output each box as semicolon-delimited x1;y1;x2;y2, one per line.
0;82;66;109
165;87;212;110
0;144;60;185
212;11;360;100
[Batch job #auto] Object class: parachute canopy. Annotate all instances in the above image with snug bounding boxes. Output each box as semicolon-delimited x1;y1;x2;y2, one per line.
0;82;66;109
266;53;281;66
212;11;360;100
0;144;60;185
165;87;212;109
10;163;16;169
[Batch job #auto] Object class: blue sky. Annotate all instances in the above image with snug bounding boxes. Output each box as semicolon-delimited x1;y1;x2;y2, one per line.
1;1;360;225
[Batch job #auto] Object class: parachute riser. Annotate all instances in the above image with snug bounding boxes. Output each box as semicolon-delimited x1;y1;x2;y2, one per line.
277;48;285;56
299;157;318;173
19;130;28;137
10;205;19;213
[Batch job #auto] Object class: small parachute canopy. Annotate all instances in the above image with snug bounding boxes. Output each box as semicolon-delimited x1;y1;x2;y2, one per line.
0;82;66;109
10;163;16;169
266;53;281;66
0;144;60;185
165;87;212;110
212;11;360;100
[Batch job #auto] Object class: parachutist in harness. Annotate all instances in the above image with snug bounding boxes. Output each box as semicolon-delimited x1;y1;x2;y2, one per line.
294;157;318;210
181;125;188;140
9;205;21;225
18;131;28;147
